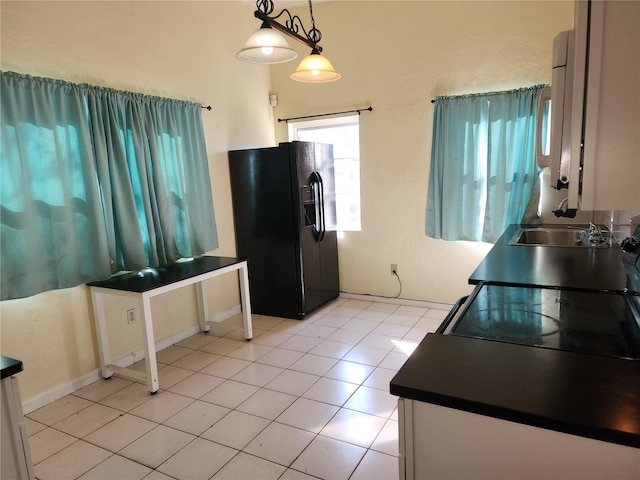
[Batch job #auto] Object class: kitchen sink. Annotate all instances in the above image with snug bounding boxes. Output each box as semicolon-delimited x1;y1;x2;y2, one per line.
508;226;609;248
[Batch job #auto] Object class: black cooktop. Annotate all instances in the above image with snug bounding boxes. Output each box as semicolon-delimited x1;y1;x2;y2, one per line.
449;284;640;360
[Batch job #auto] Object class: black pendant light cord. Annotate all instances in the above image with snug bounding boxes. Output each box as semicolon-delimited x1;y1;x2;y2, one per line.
307;0;321;44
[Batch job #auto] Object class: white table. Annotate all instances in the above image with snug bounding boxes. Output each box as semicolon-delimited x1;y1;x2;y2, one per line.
88;256;252;393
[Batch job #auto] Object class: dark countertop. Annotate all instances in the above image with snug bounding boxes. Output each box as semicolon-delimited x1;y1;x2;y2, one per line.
87;256;246;293
1;355;23;379
391;334;640;448
469;224;628;291
391;224;640;448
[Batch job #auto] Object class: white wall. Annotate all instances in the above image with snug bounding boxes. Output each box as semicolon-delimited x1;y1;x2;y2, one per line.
0;0;274;406
270;1;574;303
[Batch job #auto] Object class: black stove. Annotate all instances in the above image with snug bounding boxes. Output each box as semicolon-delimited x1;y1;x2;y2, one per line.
444;284;640;360
442;230;640;360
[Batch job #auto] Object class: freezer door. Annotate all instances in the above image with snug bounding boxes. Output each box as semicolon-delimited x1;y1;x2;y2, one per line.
228;147;303;319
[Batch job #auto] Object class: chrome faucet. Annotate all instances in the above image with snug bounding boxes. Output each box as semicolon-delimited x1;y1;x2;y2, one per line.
588;222;605;246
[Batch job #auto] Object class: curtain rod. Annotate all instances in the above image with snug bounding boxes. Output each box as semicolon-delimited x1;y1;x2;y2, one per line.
430;84;549;103
278;106;373;123
4;71;214;111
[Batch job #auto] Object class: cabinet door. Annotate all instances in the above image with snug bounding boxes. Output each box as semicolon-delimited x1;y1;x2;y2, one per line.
405;399;639;480
580;0;640;210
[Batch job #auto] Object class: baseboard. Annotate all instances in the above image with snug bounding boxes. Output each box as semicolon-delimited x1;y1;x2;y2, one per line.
21;370;104;415
339;292;453;311
22;304;242;414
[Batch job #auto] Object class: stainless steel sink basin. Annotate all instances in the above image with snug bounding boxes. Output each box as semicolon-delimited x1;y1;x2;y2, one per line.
509;226;603;247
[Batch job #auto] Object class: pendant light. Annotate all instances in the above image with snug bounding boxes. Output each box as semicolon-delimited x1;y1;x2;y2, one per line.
237;0;341;83
236;22;298;64
291;48;341;83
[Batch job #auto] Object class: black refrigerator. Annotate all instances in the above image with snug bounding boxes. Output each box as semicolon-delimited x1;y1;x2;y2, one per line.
228;141;340;319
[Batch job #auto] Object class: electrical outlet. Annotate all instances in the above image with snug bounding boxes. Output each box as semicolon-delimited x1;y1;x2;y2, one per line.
127;308;136;325
391;264;398;275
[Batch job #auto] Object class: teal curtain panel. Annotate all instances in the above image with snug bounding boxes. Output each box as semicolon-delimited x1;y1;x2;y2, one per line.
0;72;218;300
426;85;546;243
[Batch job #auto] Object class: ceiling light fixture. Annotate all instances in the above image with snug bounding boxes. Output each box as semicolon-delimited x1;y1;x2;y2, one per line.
236;22;298;64
237;0;341;83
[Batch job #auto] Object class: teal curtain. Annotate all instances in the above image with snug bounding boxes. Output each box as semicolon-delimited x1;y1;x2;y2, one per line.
426;86;546;243
86;88;218;271
1;73;111;299
1;72;218;300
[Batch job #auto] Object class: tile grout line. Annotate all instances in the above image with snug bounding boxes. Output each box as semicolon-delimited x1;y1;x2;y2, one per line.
26;299;445;479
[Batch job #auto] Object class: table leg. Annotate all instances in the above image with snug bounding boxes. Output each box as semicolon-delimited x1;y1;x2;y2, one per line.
90;289;113;379
239;262;253;340
139;295;159;393
195;281;210;333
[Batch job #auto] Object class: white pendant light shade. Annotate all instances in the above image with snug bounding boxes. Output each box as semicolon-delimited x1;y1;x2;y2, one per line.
290;51;341;83
236;25;298;64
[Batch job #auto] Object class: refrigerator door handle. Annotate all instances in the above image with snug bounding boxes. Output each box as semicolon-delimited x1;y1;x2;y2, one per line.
317;172;326;241
309;172;323;242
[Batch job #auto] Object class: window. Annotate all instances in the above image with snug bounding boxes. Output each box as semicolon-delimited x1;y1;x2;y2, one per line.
426;86;547;243
289;115;361;231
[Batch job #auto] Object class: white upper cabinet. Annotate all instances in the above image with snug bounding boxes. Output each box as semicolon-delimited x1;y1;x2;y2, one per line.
571;0;640;211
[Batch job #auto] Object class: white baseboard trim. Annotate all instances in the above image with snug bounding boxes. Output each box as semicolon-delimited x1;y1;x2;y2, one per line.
22;370;103;415
339;292;453;311
22;304;241;414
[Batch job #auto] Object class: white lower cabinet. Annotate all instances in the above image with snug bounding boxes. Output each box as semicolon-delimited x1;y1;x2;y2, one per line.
398;398;639;480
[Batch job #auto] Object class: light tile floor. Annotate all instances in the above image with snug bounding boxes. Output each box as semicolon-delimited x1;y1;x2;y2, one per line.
25;297;448;480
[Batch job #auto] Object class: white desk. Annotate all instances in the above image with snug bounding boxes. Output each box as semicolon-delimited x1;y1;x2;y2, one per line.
88;256;252;393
